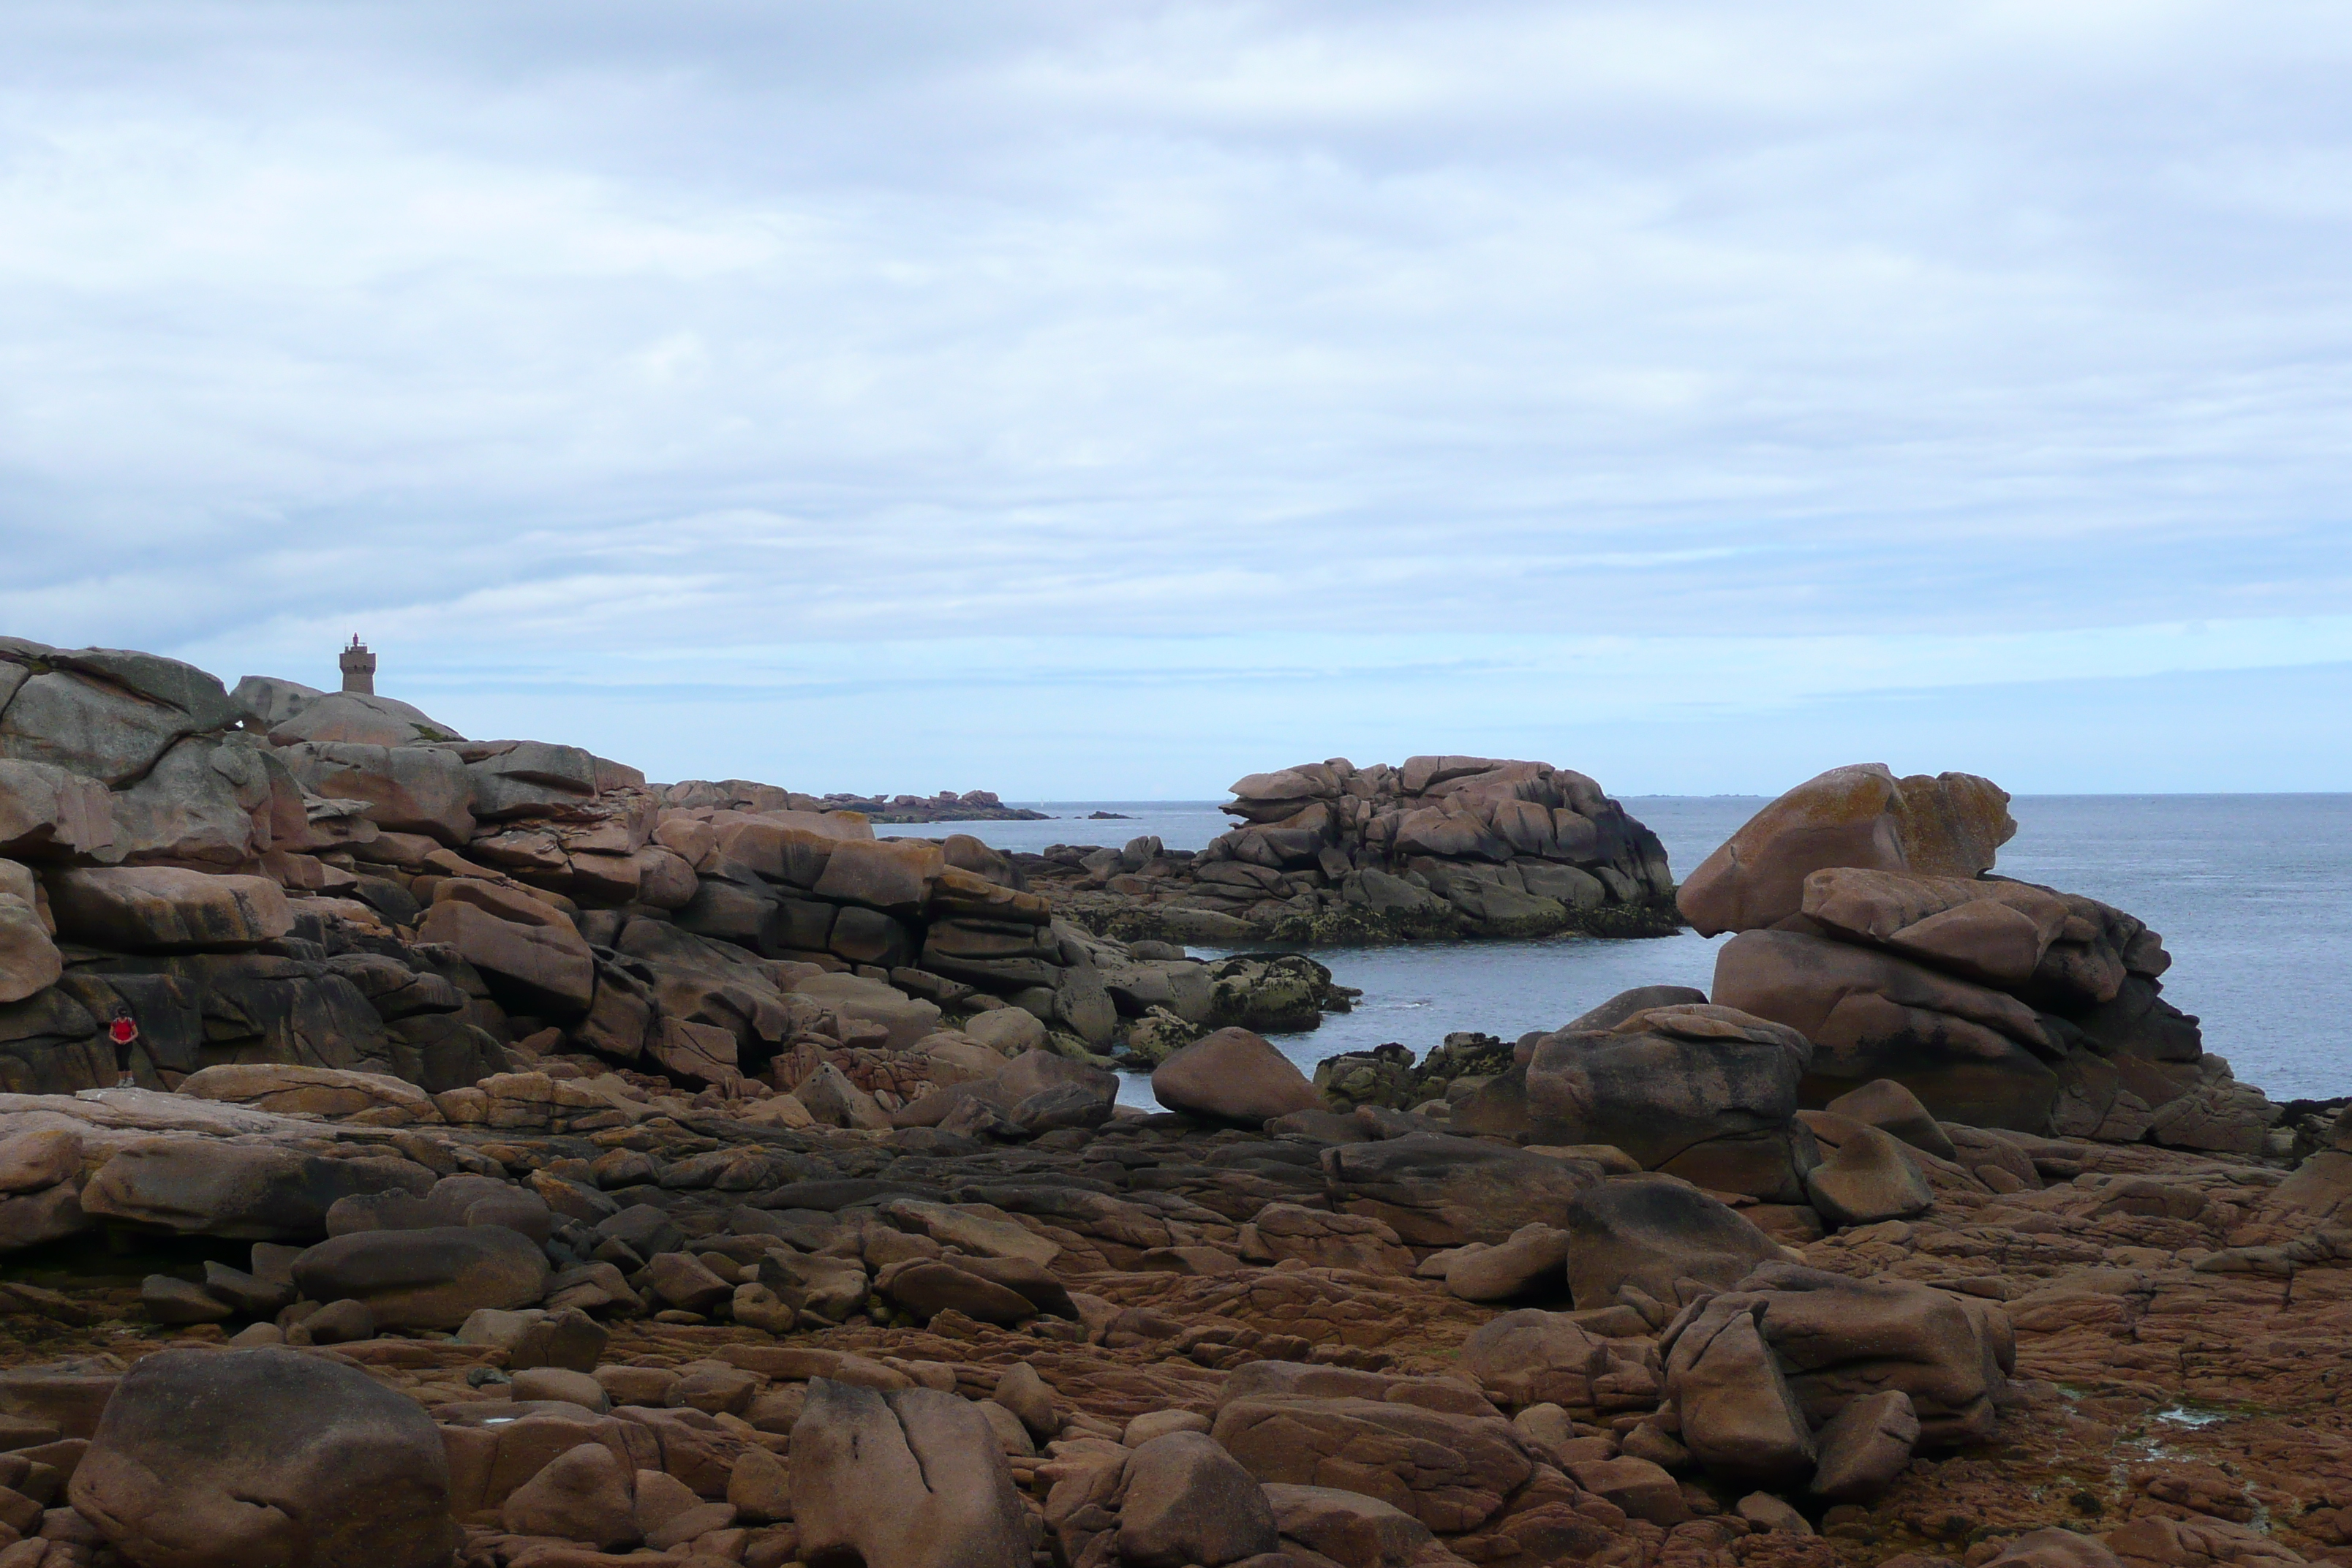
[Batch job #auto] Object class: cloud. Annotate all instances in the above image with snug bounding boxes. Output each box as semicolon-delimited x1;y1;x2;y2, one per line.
0;1;2347;791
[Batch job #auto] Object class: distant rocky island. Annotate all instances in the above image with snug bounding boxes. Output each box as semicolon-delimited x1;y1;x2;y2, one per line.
815;790;1048;824
0;633;2345;1568
1018;756;1684;946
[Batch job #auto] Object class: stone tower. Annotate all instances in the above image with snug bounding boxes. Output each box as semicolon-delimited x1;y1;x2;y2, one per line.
339;636;376;696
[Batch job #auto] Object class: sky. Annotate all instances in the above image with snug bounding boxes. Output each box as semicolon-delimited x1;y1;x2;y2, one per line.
1;1;2347;798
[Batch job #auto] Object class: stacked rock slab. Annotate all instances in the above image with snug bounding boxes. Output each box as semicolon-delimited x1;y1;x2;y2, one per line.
0;636;1337;1100
1019;755;1680;946
1695;764;2259;1148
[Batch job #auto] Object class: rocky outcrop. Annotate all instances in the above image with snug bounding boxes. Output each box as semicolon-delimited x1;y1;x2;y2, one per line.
0;637;1348;1104
1694;764;2250;1148
1019;755;1679;946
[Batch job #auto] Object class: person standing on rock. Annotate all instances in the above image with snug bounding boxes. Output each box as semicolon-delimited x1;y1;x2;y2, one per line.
107;1006;140;1088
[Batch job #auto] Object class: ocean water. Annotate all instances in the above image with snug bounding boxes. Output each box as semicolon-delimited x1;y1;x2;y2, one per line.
885;795;2352;1107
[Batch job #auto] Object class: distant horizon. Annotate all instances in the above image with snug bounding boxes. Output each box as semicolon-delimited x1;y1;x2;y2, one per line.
18;621;2352;800
6;5;2351;802
867;788;2352;810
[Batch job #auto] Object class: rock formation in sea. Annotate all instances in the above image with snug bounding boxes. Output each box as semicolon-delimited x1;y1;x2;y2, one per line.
1687;764;2253;1150
0;641;2348;1568
1027;755;1682;946
811;789;1049;824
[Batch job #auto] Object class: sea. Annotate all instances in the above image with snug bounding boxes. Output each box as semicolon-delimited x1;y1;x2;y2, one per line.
881;796;2352;1110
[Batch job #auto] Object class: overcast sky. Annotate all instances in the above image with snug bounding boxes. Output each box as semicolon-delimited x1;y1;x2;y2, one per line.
2;1;2347;796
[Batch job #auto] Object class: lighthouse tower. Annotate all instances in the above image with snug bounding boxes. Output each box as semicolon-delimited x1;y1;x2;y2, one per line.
339;636;377;696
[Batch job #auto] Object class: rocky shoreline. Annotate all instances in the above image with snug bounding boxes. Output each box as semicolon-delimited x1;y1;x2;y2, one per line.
0;638;2348;1568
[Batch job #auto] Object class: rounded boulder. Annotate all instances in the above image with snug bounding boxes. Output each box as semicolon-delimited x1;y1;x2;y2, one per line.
292;1223;549;1329
1150;1027;1318;1124
69;1346;456;1568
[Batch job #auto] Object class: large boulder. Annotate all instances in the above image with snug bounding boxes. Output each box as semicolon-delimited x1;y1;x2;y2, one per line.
0;1127;83;1194
1212;1392;1534;1535
791;971;942;1050
327;1171;553;1242
1152;1027;1319;1124
498;1440;639;1550
415;883;594;1014
1116;1431;1281;1568
1823;1077;1957;1160
1561;1176;1785;1312
811;837;941;915
293;1224;551;1329
1560;984;1711;1033
1803;1120;1934;1227
69;1346;456;1568
1458;1309;1659;1414
1664;1262;2010;1447
1809;1387;1921;1502
880;1259;1039;1327
1678;765;2014;936
0;985;109;1092
463;740;602;821
1441;1222;1570;1303
1511;1003;1817;1200
1987;1530;2125;1568
1322;1135;1599;1247
276;742;476;846
178;1063;445;1123
0;874;61;1004
228;674;323;730
1262;1483;1460;1568
1662;1300;1815;1487
1800;867;2073;989
268;692;461;748
1713;928;2062;1131
47;867;293;952
0;641;243;785
0;758;116;859
901;1045;1124;1138
105;734;289;867
0;1177;90;1252
790;1377;1031;1568
81;1142;435;1240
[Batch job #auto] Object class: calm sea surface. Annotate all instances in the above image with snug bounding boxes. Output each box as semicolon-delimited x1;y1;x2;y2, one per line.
884;795;2352;1107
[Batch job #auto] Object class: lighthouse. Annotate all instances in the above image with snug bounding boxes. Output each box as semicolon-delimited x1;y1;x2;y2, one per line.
339;636;377;696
